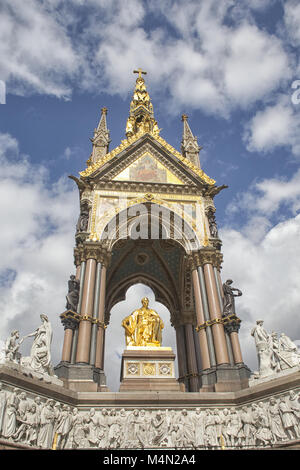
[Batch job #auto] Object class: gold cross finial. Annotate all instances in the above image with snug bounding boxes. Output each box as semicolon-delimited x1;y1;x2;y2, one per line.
133;68;147;79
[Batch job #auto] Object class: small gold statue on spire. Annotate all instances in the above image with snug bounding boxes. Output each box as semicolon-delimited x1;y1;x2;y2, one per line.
122;297;164;347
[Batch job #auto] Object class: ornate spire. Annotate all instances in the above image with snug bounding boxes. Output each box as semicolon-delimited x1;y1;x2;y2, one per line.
90;107;111;164
181;114;202;169
125;69;160;138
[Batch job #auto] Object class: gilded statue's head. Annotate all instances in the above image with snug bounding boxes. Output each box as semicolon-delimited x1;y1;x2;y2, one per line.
141;297;149;308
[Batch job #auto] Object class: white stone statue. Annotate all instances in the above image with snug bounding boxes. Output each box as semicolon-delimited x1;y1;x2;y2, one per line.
239;406;255;448
107;409;122;449
0;382;7;435
227;409;242;448
2;387;20;439
255;402;272;446
251;320;273;378
4;330;23;364
176;409;195;448
68;408;88;449
98;408;109;448
278;333;300;368
37;399;55;448
21;314;53;376
278;396;300;440
13;402;38;445
151;411;168;447
84;408;99;448
54;404;73;449
192;408;205;448
268;397;287;443
205;409;219;447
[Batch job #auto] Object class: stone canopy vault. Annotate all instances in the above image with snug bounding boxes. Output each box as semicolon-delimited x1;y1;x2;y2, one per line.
55;70;251;394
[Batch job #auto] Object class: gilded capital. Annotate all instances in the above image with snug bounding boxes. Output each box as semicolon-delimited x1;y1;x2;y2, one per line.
74;242;111;267
188;249;223;270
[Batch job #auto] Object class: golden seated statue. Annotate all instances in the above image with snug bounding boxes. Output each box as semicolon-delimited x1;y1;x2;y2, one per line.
121;297;164;347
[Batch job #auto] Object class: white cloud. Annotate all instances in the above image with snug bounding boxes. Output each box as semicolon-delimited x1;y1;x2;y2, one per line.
220;214;300;373
223;23;290;107
0;0;78;98
284;0;300;46
0;0;296;120
0;132;177;390
0;132;78;362
227;168;300;223
244;95;300;158
222;166;300;370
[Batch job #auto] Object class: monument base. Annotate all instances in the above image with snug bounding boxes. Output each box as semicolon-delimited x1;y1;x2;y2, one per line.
119;347;181;392
54;362;109;392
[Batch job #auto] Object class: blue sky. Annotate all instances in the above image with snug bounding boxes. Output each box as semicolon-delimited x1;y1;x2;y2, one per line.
0;0;300;390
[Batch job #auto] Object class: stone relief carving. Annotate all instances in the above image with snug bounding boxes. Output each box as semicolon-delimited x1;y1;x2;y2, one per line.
0;383;299;449
251;320;300;379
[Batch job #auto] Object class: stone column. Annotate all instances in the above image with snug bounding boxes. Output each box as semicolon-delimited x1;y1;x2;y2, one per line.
61;320;77;363
89;262;102;366
95;265;107;370
203;262;230;365
215;269;244;365
197;266;216;367
214;267;235;365
192;269;211;370
224;320;244;364
60;265;82;364
175;325;188;391
75;258;97;364
70;261;86;364
184;324;199;392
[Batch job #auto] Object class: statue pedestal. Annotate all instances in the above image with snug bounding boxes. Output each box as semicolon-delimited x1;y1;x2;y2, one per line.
119;346;181;392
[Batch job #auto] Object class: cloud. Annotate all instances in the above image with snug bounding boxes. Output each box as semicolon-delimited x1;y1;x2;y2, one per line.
243;95;300;158
227;168;300;225
0;132;78;361
220;214;300;373
0;0;78;98
0;0;296;121
283;0;300;46
221;166;300;371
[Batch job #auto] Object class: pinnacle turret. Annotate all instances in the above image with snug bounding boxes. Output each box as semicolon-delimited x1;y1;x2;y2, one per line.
90;107;111;164
181;114;201;168
125;69;160;138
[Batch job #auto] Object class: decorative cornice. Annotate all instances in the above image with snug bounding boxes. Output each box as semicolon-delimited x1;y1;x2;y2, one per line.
74;242;111;267
188;249;223;270
79;131;215;186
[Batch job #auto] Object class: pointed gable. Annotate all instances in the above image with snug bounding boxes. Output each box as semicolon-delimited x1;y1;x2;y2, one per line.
112;152;185;185
79;70;216;188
